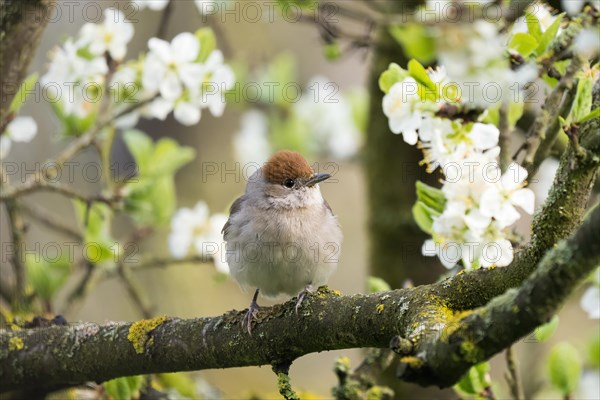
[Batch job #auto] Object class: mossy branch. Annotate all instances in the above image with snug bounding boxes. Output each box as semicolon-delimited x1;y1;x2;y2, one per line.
2;202;599;392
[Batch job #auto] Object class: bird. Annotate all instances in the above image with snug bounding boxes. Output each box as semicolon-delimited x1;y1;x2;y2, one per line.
222;150;343;334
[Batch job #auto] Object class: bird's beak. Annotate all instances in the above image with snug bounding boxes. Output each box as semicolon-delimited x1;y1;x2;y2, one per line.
305;173;331;187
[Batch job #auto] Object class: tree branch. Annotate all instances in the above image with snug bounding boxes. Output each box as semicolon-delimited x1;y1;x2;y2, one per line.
0;0;54;127
2;201;598;393
396;203;600;387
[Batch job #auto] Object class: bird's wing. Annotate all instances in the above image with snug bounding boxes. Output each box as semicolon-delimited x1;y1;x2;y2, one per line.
222;194;247;238
324;198;334;215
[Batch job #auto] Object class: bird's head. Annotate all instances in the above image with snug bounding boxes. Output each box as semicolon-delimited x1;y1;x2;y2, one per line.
248;150;331;209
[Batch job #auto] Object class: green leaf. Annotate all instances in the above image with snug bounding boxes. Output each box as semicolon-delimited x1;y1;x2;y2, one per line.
124;175;176;226
548;342;582;395
367;276;391;293
104;377;132;400
73;201;117;263
388;24;436;64
378;63;409;94
415;180;446;213
588;334;600;369
149;138;196;176
123;129;154;175
536;13;564;55
572;77;594;123
157;373;197;398
9;73;38;114
484;102;524;129
525;10;543;41
195;27;216;63
323;42;342;61
276;0;317;9
534;315;559;342
454;362;490;396
578;107;600;124
412;201;436;235
509;32;539;57
25;254;71;301
407;59;436;93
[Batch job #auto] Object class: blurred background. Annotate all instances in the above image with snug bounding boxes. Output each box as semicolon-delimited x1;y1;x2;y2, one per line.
1;1;598;399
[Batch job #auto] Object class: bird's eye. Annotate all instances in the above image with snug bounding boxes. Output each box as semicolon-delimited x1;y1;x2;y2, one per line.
283;178;295;188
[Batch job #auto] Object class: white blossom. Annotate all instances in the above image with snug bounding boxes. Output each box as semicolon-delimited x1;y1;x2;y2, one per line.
78;8;134;61
578;370;600;400
581;286;600;319
141;33;234;125
295;76;362;159
580;268;600;319
233;110;271;165
41;38;108;117
383;78;432;145
480;162;535;228
168;201;229;272
562;0;600;16
573;28;600;59
200;49;235;118
143;32;204;101
0;117;38;159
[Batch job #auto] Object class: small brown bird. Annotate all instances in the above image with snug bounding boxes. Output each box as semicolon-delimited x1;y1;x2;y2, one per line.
222;150;343;333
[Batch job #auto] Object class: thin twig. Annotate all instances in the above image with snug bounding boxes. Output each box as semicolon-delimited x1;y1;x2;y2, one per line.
0;180;120;205
499;101;511;172
505;346;524;400
20;202;82;241
117;264;153;318
156;0;174;39
129;255;209;271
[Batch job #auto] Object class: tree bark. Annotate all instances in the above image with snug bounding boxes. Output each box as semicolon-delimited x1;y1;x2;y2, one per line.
0;0;54;127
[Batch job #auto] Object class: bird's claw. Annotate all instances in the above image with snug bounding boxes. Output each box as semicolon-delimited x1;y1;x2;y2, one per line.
295;284;313;315
242;289;261;335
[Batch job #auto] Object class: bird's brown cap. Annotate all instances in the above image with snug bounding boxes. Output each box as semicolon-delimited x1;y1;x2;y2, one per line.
262;150;314;184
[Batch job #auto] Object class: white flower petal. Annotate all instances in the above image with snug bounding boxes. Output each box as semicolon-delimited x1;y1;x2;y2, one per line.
148;37;173;63
147;97;174;120
171;32;199;63
0;136;12;159
168;232;193;259
479;189;502;218
495;203;521;228
174;102;201;126
8;117;37;142
580;286;600;319
510;188;535;215
402;130;419;145
159;71;183;100
501;163;528;190
470;123;499;150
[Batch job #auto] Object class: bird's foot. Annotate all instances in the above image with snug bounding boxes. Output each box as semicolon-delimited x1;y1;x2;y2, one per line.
242;289;261;335
295;284;314;315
